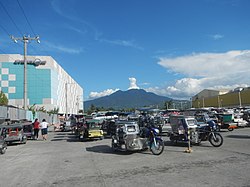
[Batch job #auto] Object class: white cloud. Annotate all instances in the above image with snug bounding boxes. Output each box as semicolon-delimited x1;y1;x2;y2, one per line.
211;34;224;40
88;77;140;100
42;41;83;54
51;0;62;15
51;0;100;40
128;77;140;90
153;50;250;99
158;50;250;77
89;89;120;100
99;38;143;50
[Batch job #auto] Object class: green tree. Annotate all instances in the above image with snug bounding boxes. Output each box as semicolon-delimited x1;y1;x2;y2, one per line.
0;91;8;105
48;107;59;115
37;106;46;113
90;104;96;111
87;104;96;115
48;107;59;125
27;104;37;118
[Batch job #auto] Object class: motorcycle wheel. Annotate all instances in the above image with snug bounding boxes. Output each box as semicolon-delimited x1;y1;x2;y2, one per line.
209;133;223;147
111;139;118;152
0;147;7;154
150;139;164;155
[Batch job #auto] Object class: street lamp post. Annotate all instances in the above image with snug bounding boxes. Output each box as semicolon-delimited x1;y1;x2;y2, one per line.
11;35;40;109
65;83;68;119
76;95;83;115
238;90;242;108
217;95;220;108
65;83;82;118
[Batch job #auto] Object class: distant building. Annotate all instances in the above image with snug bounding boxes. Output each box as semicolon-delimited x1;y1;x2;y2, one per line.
0;54;84;114
192;88;250;108
192;89;229;101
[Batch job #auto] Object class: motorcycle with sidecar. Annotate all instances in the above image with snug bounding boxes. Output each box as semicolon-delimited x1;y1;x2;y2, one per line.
79;119;104;140
3;123;27;145
216;113;238;131
168;115;223;147
111;120;164;155
22;121;35;140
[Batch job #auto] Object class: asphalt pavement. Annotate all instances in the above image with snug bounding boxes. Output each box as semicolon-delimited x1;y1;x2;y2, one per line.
1;126;250;187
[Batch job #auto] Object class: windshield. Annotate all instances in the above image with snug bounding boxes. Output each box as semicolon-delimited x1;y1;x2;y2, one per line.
187;119;197;126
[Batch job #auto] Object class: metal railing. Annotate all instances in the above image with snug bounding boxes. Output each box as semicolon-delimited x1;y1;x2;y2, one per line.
0;105;59;124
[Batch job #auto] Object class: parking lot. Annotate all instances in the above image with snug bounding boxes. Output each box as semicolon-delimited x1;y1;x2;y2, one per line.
1;127;250;187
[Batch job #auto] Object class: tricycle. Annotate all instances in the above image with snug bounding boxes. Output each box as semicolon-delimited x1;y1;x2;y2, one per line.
216;113;238;131
79;119;104;140
111;120;164;155
168;115;223;147
3;123;27;145
22;121;35;140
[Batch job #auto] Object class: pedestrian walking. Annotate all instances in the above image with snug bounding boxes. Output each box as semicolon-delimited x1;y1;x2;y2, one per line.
33;118;40;140
40;119;49;140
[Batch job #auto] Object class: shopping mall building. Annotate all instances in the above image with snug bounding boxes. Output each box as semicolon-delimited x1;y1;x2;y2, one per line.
0;54;83;114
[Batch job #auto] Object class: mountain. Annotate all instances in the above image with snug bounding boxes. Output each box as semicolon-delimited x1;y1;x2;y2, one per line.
84;89;172;110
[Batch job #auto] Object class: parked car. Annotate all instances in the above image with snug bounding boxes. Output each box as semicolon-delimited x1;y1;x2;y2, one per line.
4;123;27;145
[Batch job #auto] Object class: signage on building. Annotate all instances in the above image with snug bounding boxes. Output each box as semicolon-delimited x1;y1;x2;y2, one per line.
14;59;46;66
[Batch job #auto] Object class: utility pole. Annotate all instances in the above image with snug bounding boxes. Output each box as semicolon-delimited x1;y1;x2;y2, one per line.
65;83;68;119
238;90;242;108
11;35;40;110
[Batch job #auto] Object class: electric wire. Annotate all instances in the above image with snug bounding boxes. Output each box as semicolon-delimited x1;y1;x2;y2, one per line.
0;24;23;50
16;0;36;36
0;1;23;36
0;1;46;106
15;0;41;55
0;1;41;56
0;24;11;36
13;0;40;55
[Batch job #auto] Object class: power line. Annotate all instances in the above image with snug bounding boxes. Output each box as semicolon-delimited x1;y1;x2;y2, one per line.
0;26;23;50
10;35;40;109
0;24;11;36
0;1;40;55
0;1;23;36
15;0;41;55
16;0;36;36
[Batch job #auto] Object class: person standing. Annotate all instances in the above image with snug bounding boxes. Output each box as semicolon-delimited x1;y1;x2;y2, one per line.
33;118;40;140
40;119;49;140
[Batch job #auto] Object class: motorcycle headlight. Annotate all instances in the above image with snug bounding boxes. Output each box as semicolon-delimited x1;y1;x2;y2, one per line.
213;125;217;130
154;129;159;134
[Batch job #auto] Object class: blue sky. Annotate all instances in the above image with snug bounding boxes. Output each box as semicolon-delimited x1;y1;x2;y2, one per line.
0;0;250;101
